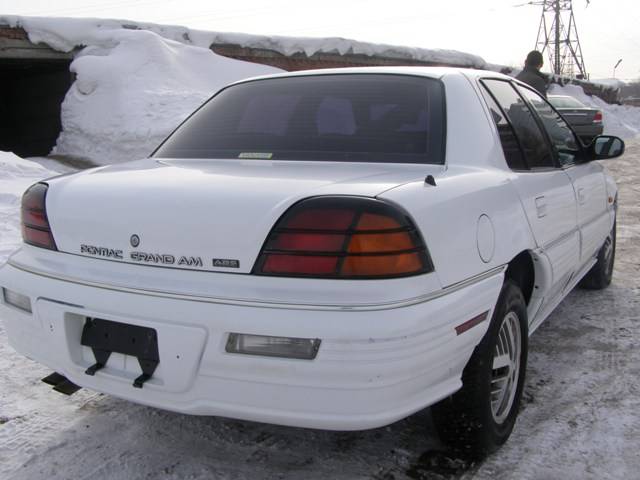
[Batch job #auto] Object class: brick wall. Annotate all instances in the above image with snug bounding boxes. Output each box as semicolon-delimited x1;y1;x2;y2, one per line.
0;26;27;40
212;44;448;72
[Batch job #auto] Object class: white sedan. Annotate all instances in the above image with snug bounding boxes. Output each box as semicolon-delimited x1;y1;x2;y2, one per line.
0;67;624;455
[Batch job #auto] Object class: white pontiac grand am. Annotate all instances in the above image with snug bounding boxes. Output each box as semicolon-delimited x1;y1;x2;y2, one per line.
0;67;624;455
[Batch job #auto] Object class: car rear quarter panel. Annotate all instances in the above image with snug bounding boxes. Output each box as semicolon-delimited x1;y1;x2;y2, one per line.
380;168;535;287
381;73;537;287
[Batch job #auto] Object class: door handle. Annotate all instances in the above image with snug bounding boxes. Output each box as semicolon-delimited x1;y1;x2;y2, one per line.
535;196;547;218
577;187;586;205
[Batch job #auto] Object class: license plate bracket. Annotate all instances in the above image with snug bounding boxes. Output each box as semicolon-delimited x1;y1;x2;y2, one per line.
81;318;159;389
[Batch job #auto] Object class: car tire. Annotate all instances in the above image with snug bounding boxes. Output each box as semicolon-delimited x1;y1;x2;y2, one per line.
579;219;616;290
431;280;528;457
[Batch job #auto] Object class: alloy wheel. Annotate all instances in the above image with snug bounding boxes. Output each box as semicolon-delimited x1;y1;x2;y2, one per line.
490;311;522;424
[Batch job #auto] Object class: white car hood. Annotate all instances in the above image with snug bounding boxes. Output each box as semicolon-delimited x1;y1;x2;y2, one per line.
45;158;439;273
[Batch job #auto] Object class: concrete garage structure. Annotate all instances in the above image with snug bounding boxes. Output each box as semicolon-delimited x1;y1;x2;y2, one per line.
0;26;73;157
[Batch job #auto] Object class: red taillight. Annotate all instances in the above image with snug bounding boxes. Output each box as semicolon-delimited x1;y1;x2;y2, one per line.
253;197;432;278
21;183;57;251
594;111;603;123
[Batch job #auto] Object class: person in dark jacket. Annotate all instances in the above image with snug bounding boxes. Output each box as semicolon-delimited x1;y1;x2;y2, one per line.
516;50;548;97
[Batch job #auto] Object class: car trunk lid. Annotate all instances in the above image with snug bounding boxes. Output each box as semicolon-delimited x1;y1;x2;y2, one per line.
46;158;437;273
558;108;600;126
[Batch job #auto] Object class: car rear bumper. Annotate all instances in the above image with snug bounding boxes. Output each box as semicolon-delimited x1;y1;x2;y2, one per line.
0;256;504;431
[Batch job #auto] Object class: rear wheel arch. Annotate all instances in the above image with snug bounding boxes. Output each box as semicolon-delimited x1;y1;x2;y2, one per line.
432;279;529;456
505;251;535;305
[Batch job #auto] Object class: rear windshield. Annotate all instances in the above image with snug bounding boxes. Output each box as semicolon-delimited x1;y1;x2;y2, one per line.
548;96;586;109
153;74;445;164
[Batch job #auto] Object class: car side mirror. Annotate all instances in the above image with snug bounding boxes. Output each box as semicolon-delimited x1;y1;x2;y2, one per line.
586;135;625;160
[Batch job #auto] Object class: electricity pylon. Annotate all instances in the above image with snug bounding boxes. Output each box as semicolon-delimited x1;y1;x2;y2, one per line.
531;0;588;79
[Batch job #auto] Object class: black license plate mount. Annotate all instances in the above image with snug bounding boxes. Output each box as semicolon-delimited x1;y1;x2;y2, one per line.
81;318;159;389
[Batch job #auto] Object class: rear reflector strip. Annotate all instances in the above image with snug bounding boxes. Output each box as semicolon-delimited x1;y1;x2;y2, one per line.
262;254;339;275
2;288;32;313
22;225;57;250
455;311;489;335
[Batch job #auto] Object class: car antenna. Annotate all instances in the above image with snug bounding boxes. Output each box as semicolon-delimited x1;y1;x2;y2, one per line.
424;175;437;186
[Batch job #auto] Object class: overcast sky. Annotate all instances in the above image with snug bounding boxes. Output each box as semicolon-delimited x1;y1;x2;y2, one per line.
2;0;638;80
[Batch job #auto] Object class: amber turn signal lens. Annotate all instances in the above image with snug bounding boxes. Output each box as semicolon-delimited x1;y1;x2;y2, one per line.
355;212;402;230
347;232;414;253
341;253;424;276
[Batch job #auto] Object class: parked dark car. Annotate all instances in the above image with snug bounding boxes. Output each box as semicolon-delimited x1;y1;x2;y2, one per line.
548;95;603;144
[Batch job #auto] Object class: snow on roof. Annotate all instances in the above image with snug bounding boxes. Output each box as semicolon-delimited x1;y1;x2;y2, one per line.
589;78;626;90
0;15;486;69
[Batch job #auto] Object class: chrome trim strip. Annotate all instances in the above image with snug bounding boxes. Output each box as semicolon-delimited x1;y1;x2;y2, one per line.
541;227;579;252
8;260;505;312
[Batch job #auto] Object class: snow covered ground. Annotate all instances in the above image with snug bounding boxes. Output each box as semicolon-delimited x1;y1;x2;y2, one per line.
0;141;639;478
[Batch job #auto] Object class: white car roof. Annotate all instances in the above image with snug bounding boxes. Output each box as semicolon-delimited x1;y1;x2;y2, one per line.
229;66;513;87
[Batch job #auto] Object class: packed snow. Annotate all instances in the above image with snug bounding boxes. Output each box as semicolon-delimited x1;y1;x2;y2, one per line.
550;83;640;139
1;16;283;165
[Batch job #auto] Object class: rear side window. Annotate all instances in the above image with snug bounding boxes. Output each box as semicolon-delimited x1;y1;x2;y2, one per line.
482;79;555;169
517;86;580;166
480;85;527;170
548;96;585;109
154;74;445;164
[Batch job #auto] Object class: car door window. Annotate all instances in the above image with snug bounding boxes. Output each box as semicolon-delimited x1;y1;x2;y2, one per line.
479;85;527;170
517;86;581;167
482;79;556;170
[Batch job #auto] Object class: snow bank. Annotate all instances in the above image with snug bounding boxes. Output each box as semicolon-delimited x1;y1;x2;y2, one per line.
1;16;282;165
0;151;57;263
53;30;280;165
549;84;640;139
